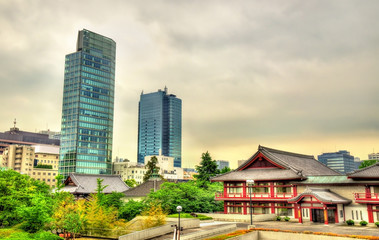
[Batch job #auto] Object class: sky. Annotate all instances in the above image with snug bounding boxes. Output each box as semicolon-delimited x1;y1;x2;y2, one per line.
0;0;378;169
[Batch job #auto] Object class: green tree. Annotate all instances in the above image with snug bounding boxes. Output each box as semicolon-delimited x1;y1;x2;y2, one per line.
103;192;125;209
145;181;223;214
220;166;231;174
194;151;220;184
119;199;145;221
63;212;83;240
124;179;138;188
55;174;65;191
96;178;108;206
359;160;378;169
143;156;162;182
17;193;53;233
0;169;50;227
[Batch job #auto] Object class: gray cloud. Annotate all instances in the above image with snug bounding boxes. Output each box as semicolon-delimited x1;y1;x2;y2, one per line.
0;0;378;166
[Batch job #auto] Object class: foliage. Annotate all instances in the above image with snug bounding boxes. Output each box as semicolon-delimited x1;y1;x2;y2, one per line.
0;169;50;227
124;179;138;188
145;181;223;214
284;216;290;221
96;178;108;206
220;166;231;174
276;216;282;221
346;219;355;225
167;213;212;220
17;193;53;233
63;213;83;239
375;221;379;227
359;220;368;226
34;164;53;169
0;228;63;240
143;156;163;182
55;175;65;191
119;199;145;221
359;160;378;169
103;192;125;209
140;201;167;229
194;152;220;185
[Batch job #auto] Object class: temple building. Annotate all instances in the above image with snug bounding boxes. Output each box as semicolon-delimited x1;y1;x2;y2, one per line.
211;146;379;225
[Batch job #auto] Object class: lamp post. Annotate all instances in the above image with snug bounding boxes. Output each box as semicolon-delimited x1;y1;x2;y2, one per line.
246;179;255;226
177;206;182;240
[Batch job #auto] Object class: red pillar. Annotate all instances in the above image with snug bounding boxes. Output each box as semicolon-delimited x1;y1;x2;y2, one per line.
294;203;299;218
368;205;374;223
365;187;372;199
324;205;329;225
243;182;246;198
298;205;303;223
243;202;247;215
270;182;275;197
292;185;297;197
271;202;275;214
309;208;313;222
224;201;227;214
224;183;227;197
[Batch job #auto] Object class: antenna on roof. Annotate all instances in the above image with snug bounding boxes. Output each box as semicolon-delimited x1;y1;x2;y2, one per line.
13;118;16;128
164;86;167;93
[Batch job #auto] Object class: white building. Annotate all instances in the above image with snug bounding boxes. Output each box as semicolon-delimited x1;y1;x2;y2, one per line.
144;152;183;180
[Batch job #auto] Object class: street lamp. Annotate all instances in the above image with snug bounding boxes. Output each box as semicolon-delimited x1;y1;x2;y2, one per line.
177;206;182;240
246;179;255;226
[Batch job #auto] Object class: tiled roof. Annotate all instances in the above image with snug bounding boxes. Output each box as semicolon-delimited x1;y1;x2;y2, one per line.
347;162;379;179
288;188;351;204
211;146;340;182
62;173;130;194
124;179;166;197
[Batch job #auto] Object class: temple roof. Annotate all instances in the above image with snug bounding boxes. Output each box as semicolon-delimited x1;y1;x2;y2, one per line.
211;146;340;182
123;179;165;197
347;162;379;179
61;173;130;194
288;188;351;204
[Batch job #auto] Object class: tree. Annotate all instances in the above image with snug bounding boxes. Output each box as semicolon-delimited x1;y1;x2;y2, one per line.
145;181;223;214
124;179;138;188
359;160;378;169
118;199;145;221
0;170;50;227
143;156;162;182
194;151;220;184
96;178;108;206
55;174;65;191
103;192;125;209
220;166;231;174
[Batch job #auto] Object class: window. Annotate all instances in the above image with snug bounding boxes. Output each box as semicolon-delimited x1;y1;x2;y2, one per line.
340;210;343;218
352;210;354;220
360;211;363;220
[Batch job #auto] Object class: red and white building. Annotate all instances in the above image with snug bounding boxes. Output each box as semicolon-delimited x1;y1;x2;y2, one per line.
211;146;379;225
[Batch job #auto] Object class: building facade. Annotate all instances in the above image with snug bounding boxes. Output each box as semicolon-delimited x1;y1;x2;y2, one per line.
318;150;356;174
1;145;35;175
59;29;116;178
137;87;182;167
211;146;379;225
216;160;230;171
369;153;379;160
112;160;146;185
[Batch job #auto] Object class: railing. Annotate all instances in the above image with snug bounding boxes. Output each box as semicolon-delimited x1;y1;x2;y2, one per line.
354;193;379;201
215;192;294;199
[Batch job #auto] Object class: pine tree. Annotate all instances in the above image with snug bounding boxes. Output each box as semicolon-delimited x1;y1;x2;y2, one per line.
143;156;163;182
195;151;220;183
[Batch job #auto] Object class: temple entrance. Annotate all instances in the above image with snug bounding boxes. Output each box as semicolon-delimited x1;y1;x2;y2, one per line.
311;209;335;223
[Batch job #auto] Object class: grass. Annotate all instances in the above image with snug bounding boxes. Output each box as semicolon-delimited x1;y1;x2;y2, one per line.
0;228;63;240
167;213;213;220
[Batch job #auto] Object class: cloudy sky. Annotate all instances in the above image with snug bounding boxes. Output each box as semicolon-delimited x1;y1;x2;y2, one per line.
0;0;378;168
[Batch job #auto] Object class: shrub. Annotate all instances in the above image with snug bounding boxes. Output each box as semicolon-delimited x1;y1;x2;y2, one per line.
284;216;290;221
276;216;281;221
360;220;368;226
197;214;213;220
346;219;354;225
375;222;379;227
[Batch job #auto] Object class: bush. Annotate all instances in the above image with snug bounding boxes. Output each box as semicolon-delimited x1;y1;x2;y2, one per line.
346;219;354;225
284;216;290;221
276;216;281;221
375;222;379;227
359;220;368;226
197;214;213;220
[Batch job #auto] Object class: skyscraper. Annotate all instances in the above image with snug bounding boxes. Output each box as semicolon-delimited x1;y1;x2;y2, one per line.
137;87;182;167
59;29;116;178
318;150;355;174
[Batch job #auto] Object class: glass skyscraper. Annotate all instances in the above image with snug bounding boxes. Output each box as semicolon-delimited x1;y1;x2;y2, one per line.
318;150;355;174
59;29;116;178
137;87;182;167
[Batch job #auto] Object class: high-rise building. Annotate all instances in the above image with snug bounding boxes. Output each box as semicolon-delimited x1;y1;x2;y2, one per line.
137;87;182;167
59;29;116;178
368;153;379;160
318;150;355;174
216;160;230;171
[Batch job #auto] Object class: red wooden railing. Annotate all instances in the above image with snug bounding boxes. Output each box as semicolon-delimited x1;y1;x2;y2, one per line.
354;193;379;201
215;192;294;199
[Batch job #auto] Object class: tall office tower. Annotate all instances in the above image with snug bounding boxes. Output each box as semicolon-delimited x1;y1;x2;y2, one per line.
318;150;355;174
59;29;116;178
137;87;182;167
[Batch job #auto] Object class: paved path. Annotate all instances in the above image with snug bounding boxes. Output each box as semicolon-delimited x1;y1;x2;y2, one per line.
240;221;379;237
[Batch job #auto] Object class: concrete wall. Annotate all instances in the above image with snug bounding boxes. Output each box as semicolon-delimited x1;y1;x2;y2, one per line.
119;218;199;240
181;224;237;240
229;231;353;240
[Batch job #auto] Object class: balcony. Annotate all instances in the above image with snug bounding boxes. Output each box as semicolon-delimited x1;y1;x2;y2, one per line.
354;193;379;203
215;192;294;201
